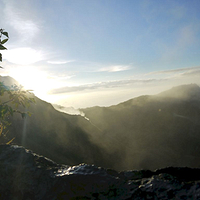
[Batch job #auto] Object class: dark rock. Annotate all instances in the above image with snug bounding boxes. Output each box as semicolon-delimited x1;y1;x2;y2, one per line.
1;145;200;199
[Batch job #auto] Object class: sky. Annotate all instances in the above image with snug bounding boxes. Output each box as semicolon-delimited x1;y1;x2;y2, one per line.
0;0;200;109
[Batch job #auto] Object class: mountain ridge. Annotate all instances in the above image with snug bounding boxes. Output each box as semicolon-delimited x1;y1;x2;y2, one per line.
156;83;200;100
1;75;200;171
82;83;200;170
113;83;200;108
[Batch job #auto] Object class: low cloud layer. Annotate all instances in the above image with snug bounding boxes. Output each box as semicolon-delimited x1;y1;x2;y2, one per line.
49;78;165;94
49;66;200;98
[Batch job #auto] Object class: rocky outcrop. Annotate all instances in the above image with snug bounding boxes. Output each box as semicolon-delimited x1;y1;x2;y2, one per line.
1;145;200;199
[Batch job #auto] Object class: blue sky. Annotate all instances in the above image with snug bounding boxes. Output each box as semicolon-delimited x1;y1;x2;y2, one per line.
1;0;200;108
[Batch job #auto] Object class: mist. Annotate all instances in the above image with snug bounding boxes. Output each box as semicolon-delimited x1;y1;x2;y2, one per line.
4;76;200;171
80;84;200;170
52;104;87;118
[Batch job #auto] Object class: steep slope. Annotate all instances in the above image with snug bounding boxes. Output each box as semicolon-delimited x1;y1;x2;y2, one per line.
0;76;111;168
0;75;19;86
82;84;200;170
9;96;112;168
2;76;200;171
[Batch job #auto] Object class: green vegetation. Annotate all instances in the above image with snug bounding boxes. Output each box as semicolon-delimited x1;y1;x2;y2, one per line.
0;28;9;68
0;29;35;144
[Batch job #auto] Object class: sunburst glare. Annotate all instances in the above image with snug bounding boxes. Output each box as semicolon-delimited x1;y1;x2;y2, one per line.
9;67;58;102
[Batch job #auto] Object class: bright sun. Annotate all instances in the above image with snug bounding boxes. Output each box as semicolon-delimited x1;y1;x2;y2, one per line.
9;67;54;100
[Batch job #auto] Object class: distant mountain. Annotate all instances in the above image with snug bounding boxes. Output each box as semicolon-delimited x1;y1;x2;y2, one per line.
157;84;200;100
1;76;200;171
82;84;200;170
0;75;19;86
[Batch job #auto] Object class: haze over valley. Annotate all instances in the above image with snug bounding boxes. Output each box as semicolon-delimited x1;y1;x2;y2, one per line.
1;75;200;171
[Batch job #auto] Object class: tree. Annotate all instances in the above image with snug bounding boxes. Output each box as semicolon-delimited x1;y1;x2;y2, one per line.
0;28;9;68
0;29;35;144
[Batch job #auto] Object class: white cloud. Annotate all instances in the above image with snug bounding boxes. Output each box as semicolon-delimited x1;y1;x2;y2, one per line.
181;69;200;77
2;48;46;65
49;65;200;95
49;78;164;94
147;66;200;75
98;65;131;72
52;104;88;119
3;1;40;44
47;60;76;65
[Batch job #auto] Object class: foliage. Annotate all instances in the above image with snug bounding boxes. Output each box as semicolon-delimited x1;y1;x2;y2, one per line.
0;29;35;144
0;28;9;68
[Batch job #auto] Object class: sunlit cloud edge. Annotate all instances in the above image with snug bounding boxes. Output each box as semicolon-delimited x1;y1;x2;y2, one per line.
49;78;168;94
146;66;200;75
49;67;200;95
47;60;76;65
98;65;131;72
